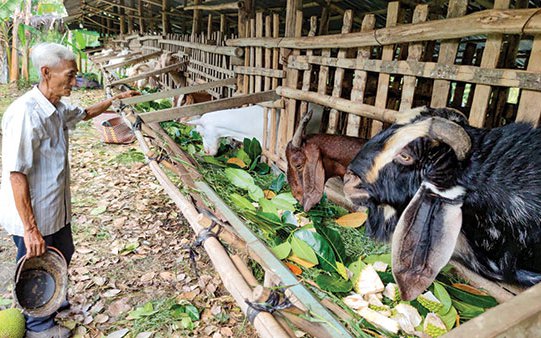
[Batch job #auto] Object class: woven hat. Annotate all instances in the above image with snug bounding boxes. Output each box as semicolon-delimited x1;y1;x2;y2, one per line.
13;247;68;317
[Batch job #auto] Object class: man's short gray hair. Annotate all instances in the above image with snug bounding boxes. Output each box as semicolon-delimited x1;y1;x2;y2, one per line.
31;43;76;79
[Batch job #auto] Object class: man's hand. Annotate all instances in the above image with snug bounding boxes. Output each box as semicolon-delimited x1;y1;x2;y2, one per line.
23;227;46;258
115;90;141;100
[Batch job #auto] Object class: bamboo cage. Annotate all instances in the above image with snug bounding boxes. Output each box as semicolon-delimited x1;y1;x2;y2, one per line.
87;0;541;336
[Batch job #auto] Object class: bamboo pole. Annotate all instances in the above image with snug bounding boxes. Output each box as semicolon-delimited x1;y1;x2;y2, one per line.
109;62;185;86
184;2;240;11
159;39;243;57
227;8;541;49
102;51;162;70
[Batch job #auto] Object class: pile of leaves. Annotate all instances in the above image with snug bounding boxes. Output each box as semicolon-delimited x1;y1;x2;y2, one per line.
160;121;498;337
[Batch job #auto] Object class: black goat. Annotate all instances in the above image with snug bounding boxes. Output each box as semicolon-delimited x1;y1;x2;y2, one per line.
343;106;541;300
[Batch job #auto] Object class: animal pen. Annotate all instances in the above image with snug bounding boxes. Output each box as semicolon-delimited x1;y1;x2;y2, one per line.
69;0;541;336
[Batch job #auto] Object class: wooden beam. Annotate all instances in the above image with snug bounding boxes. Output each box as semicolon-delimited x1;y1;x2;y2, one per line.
110;62;185;86
227;8;541;49
159;39;243;57
138;0;144;33
102;51;162;70
234;66;285;78
516;35;541;126
139;90;279;123
192;0;202;34
121;78;237;105
162;0;169;34
184;2;239;11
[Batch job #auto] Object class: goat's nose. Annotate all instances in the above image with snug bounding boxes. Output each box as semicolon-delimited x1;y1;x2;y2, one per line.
343;172;370;203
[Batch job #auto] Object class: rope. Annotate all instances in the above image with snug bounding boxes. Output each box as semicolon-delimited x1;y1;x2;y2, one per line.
182;218;222;278
245;289;293;324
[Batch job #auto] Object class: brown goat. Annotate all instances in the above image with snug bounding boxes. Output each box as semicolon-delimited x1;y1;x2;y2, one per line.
286;110;366;211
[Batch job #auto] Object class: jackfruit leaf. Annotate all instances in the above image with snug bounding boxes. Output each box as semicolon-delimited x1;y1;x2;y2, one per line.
255;211;283;227
272;192;297;211
235;148;252;166
230;193;256;211
281;210;298;227
363;253;392;267
451;283;489;296
451;300;485;320
294;229;337;272
335;212;368;228
314;224;346;263
259;197;278;216
438;305;458;331
90;205;107;216
336;262;349;280
285;262;302;275
288;254;317;268
225;168;254;190
127;302;158;320
271;241;292;260
120;241;139;255
202;156;226;167
171;302;200;321
243;137;262;162
263;190;276;199
348;257;367;283
255;162;270;175
433;282;452;315
290;236;318;265
376;271;395;284
226;157;247;168
181;316;194;330
186;144;197;155
269;173;287;193
445;285;498;308
316;273;353;293
410;299;429;318
248;185;264;201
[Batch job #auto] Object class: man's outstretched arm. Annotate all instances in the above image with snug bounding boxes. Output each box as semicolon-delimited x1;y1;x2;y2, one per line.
83;90;140;120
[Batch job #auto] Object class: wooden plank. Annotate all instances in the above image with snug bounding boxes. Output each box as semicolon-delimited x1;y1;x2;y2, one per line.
139;90;279;123
249;18;256;95
346;14;376;137
243;22;251;94
234;66;285;78
287;55;541;92
469;0;510;127
255;12;264;93
110;62;185;85
299;16;318;118
372;1;400;136
431;0;468;107
399;4;429;112
159;39;243;57
277;86;397;123
262;15;272;152
516;35;541;126
102;51;162;70
227;8;541;49
327;10;353;134
121;77;236;105
189;59;235;76
90;50;142;63
269;13;280;158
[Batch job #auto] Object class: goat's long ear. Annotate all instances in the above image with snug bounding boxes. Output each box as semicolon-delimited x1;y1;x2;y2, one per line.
302;143;325;211
391;182;465;300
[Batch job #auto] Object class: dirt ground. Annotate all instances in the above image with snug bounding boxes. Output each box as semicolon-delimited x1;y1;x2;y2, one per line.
0;86;255;338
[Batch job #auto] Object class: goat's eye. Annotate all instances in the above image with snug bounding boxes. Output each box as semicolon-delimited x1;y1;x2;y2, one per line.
395;152;414;165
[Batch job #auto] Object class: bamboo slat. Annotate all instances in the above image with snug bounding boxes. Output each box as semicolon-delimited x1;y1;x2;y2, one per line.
516;34;541;126
299;16;318;119
327;10;353;134
269;14;280;159
372;1;400;136
109;62;185;85
469;0;510;127
255;12;264;93
102;51;162;70
233;66;286;78
262;15;273;153
346;14;375;137
160;38;243;57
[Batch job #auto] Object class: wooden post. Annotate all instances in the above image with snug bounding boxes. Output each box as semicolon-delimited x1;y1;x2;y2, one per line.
127;0;134;33
162;0;169;35
299;16;318;118
346;14;376;137
468;0;510;127
430;0;468;108
220;14;226;36
262;15;273;153
371;1;400;136
207;14;213;39
318;0;330;36
238;0;253;38
192;0;201;35
516;35;541;126
10;4;20;82
138;0;144;34
255;12;263;93
327;10;353;134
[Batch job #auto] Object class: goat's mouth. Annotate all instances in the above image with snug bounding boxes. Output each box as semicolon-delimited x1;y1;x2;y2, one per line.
343;171;370;207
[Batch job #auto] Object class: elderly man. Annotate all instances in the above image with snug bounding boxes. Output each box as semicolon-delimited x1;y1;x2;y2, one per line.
0;43;139;337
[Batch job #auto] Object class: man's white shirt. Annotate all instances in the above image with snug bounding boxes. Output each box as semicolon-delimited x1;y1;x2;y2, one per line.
0;87;86;236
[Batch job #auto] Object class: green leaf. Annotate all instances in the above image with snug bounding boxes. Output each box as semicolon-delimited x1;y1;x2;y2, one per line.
224;168;254;190
255;162;270;175
243;137;262;162
438;305;458;331
180;316;194;330
235;148;252;166
271;241;292;260
271;193;297;211
294;229;337;272
281;210;298;227
269;173;287;193
90;205;107;216
248;185;265;201
348;257;367;283
314;224;346;263
0;297;12;306
230;193;256;211
315;273;353;293
127;302;158;320
445;285;498;308
259;198;278;216
185;304;200;321
120;241;139;255
363;253;392;266
290;236;318;265
202;156;226;167
434;282;452;315
452;299;485;320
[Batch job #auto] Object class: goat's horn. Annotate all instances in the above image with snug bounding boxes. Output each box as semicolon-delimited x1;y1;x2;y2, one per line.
427;117;471;160
291;110;313;148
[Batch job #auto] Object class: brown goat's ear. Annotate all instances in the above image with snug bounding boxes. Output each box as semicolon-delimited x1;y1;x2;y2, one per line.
391;182;465;300
302;143;325;211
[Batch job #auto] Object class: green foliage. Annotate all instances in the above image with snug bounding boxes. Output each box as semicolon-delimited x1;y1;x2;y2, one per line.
315;273;353;293
111;148;146;164
0;0;20;19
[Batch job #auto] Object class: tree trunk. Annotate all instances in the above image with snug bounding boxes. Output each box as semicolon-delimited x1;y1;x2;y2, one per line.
21;0;31;81
9;6;20;82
